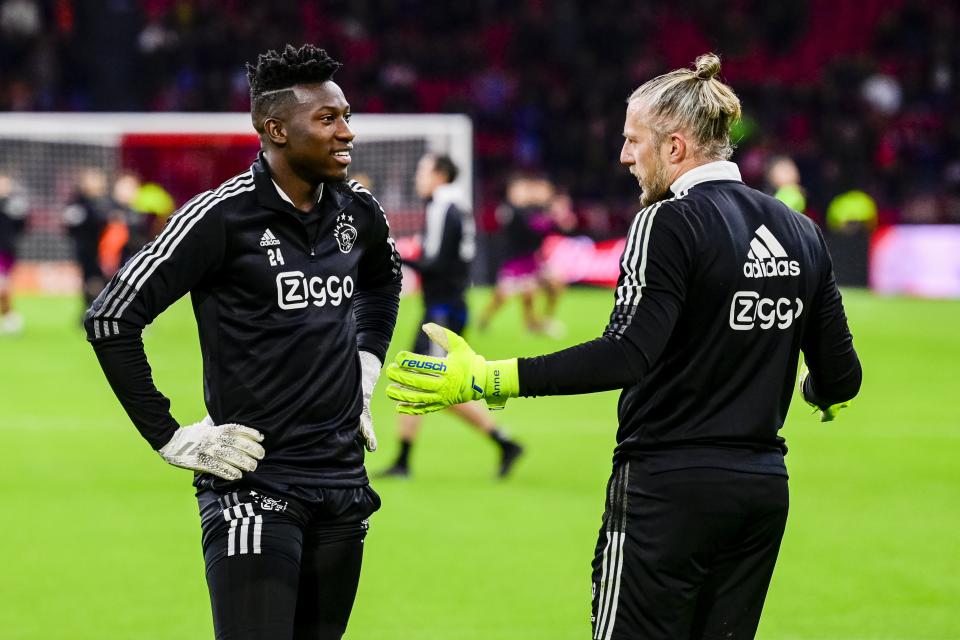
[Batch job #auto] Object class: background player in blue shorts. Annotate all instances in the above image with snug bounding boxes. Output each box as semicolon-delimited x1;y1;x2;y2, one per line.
379;153;523;479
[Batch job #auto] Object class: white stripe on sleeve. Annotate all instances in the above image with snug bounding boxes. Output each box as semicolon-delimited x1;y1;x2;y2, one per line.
92;172;253;324
615;209;647;306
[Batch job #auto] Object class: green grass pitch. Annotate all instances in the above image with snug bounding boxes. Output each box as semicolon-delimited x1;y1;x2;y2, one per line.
1;287;958;639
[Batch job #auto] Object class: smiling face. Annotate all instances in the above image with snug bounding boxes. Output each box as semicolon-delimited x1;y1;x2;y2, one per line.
620;101;673;207
266;81;355;183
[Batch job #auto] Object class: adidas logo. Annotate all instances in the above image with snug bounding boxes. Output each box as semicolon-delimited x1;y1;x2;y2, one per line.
743;225;800;278
259;229;281;247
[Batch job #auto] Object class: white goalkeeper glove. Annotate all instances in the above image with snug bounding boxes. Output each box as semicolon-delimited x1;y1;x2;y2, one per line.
158;417;265;481
358;350;382;452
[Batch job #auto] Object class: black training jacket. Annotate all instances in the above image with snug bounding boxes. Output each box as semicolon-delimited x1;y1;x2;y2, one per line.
0;193;28;255
85;155;402;495
404;183;475;304
519;161;861;476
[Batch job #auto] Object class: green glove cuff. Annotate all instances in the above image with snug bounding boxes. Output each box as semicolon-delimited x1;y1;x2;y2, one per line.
484;359;519;410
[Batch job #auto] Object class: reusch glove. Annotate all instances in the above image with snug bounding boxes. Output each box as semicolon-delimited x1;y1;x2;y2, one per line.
798;365;850;422
158;418;265;481
358;350;382;452
386;323;519;415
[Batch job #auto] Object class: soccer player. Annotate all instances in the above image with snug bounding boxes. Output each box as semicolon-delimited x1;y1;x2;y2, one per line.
478;173;554;334
379;153;523;479
64;168;111;317
766;155;807;213
386;53;861;638
85;44;402;640
0;173;29;335
536;185;578;337
110;170;151;267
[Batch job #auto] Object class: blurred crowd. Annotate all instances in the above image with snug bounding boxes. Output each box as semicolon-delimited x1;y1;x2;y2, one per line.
1;0;959;230
0;165;173;332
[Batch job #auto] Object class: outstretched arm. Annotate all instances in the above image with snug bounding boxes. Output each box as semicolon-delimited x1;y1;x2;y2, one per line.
387;202;692;411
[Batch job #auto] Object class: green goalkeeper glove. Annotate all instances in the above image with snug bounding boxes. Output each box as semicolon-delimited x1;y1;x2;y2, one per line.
798;365;849;422
385;323;519;415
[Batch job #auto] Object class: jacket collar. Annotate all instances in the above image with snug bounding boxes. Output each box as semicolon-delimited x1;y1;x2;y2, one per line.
429;182;471;212
670;160;742;195
252;152;352;214
273;179;323;207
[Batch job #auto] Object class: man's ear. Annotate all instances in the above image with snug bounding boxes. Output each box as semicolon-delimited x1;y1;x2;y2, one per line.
666;132;688;165
264;117;287;145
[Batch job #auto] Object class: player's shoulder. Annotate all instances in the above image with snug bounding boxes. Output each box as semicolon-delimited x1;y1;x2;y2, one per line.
330;179;387;228
670;179;749;212
787;203;821;235
630;191;698;237
338;180;394;237
732;185;827;261
431;183;471;216
339;178;383;211
739;183;822;238
175;168;257;221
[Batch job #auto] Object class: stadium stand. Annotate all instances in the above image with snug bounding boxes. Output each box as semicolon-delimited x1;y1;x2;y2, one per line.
0;0;957;234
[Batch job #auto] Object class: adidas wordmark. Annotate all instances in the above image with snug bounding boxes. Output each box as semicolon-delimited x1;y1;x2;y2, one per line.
743;225;799;278
260;229;281;247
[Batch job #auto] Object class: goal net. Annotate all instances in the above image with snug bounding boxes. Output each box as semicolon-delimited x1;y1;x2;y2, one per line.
0;113;472;290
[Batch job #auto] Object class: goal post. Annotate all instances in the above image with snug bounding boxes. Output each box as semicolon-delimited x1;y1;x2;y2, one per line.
0;112;472;290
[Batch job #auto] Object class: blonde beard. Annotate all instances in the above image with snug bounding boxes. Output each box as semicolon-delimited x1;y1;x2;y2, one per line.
637;158;671;207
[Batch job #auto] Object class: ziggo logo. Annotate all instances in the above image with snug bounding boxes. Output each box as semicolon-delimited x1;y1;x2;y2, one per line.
729;291;803;330
276;271;354;310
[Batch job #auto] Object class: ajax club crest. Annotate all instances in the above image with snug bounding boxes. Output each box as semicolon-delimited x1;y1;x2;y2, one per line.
334;213;357;253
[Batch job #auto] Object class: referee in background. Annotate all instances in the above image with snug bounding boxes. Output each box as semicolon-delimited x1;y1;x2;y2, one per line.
86;45;402;639
386;53;862;638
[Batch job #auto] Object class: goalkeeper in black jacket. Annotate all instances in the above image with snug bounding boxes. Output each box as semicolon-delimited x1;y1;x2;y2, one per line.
387;53;861;639
86;45;402;640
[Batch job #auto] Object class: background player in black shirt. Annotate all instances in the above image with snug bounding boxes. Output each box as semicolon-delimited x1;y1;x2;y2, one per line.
64;168;111;319
0;172;29;335
387;53;861;638
379;153;523;479
86;45;402;640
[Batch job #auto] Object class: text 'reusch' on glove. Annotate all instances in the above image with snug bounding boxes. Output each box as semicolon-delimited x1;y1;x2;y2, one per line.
385;323;519;415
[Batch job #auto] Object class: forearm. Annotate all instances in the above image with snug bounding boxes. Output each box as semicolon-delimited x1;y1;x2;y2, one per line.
802;353;862;408
517;212;688;398
354;280;401;363
802;270;862;407
90;335;179;449
518;335;645;397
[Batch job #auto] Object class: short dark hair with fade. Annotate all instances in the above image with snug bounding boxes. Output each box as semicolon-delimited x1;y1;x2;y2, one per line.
431;154;459;184
246;44;343;133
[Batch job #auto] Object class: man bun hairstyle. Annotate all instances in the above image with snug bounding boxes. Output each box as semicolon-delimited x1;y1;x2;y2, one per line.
693;53;722;80
628;52;741;160
247;44;343;133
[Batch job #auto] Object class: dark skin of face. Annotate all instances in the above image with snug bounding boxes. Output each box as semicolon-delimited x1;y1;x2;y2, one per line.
260;81;355;212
